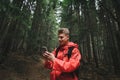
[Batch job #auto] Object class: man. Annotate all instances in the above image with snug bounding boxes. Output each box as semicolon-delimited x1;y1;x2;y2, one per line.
43;28;81;80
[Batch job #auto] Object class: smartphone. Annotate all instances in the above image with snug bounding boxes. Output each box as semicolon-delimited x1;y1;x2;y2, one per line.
41;46;48;53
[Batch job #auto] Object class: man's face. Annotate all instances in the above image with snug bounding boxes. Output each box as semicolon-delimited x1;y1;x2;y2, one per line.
58;33;69;46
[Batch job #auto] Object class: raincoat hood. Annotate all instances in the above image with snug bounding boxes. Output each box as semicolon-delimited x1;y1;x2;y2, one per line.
67;42;78;48
59;42;79;50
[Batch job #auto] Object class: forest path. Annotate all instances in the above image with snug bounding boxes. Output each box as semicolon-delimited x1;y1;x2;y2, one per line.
0;53;120;80
0;54;50;80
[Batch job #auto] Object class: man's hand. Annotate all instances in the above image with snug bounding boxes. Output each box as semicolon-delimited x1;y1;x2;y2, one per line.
43;51;55;62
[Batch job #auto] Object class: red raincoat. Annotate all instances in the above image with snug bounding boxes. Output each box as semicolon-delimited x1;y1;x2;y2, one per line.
44;42;81;80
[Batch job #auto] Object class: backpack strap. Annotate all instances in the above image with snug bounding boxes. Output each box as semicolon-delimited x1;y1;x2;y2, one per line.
55;46;74;59
67;47;74;59
55;47;60;57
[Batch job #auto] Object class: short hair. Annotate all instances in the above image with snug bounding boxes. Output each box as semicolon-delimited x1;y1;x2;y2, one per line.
58;28;69;35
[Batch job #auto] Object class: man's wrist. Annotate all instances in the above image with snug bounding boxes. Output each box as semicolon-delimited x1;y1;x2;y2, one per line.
51;57;55;62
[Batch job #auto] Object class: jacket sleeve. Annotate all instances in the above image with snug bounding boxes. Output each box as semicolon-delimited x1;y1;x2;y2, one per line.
44;60;53;69
52;48;81;72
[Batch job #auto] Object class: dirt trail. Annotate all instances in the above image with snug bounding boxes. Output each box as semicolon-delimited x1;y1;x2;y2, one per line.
0;54;50;80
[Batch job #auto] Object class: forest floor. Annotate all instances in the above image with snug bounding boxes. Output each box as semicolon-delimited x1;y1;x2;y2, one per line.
0;53;120;80
0;53;50;80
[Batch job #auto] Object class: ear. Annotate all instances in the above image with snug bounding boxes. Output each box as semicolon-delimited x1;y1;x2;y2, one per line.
67;35;69;39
